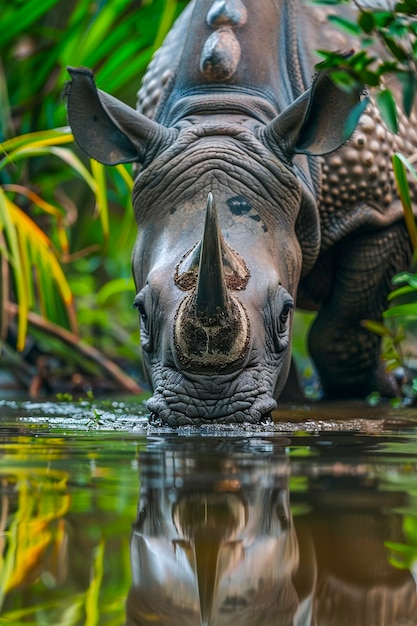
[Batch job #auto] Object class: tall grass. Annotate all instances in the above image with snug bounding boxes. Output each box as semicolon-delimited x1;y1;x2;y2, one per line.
0;0;187;387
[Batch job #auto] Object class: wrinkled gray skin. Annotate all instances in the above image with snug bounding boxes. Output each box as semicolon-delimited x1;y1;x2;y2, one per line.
66;0;416;425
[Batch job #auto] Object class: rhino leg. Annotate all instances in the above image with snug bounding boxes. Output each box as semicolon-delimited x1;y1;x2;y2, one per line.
307;221;412;399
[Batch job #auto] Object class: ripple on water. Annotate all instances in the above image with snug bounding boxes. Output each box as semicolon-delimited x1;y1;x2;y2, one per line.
1;398;416;436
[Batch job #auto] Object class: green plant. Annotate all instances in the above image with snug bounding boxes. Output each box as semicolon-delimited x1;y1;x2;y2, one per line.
0;128;112;348
0;432;143;624
363;154;417;403
314;0;417;132
0;0;188;393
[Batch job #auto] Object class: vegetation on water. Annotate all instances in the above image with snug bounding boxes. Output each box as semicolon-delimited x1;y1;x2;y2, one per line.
0;0;416;399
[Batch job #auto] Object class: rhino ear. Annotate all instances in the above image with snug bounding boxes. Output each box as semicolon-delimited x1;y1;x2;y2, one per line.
65;66;176;165
262;69;365;157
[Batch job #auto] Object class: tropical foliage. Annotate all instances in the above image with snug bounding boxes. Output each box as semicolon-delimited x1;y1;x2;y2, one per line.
0;0;188;395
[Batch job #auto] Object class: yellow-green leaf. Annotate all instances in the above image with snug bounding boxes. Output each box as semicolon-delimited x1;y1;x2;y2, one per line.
0;191;28;349
91;159;109;242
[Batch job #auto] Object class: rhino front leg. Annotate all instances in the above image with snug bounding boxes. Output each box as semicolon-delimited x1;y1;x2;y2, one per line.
307;222;412;399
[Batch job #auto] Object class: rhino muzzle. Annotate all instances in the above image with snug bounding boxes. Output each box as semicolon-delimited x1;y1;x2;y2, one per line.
174;291;250;371
174;193;250;372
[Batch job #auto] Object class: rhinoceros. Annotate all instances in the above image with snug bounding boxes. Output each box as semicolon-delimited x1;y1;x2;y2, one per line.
66;0;416;425
127;438;299;625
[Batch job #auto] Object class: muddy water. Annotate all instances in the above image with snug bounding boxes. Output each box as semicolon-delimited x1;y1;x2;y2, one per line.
1;399;417;625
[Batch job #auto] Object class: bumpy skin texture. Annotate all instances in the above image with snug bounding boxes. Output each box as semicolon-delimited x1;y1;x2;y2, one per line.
137;0;415;406
299;101;416;397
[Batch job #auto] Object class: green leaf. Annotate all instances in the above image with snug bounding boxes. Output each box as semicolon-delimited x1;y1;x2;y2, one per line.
315;53;345;73
404;515;417;546
376;89;399;133
0;0;60;47
0;128;73;170
392;153;417;250
0;191;28;349
90;160;109;244
114;165;133;193
392;271;417;288
96;44;154;94
374;12;395;29
329;70;360;93
388;285;417;300
85;540;105;626
404;0;417;11
401;72;416;116
381;33;409;62
97;278;135;306
362;319;393;337
385;540;416;569
328;14;362;35
383;303;417;318
359;70;380;87
378;61;401;76
350;50;378;74
358;11;376;34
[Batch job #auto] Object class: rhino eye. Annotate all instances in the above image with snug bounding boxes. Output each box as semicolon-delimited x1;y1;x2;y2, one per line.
134;291;152;352
133;296;147;320
274;292;294;351
279;301;293;328
134;299;147;323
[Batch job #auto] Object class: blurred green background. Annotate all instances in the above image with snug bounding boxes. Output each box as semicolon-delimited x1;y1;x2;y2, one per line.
0;0;189;396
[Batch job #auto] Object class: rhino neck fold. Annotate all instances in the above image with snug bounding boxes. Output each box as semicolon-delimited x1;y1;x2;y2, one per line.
160;89;280;126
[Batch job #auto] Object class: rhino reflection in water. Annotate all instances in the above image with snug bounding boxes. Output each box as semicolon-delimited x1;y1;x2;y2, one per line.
126;439;309;626
126;439;417;626
66;0;417;425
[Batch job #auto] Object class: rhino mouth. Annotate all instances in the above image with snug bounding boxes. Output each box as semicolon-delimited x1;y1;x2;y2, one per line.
145;368;277;426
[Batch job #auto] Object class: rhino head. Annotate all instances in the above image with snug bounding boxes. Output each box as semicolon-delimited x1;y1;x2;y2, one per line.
66;66;361;425
127;438;303;625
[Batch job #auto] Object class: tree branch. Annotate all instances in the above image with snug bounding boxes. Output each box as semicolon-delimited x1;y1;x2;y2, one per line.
6;302;143;395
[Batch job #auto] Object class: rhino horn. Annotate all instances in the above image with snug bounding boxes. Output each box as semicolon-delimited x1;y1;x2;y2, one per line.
195;193;229;318
65;66;176;165
174;193;250;371
174;195;249;291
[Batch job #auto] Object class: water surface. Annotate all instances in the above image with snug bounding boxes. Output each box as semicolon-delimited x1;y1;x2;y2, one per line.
1;398;417;625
